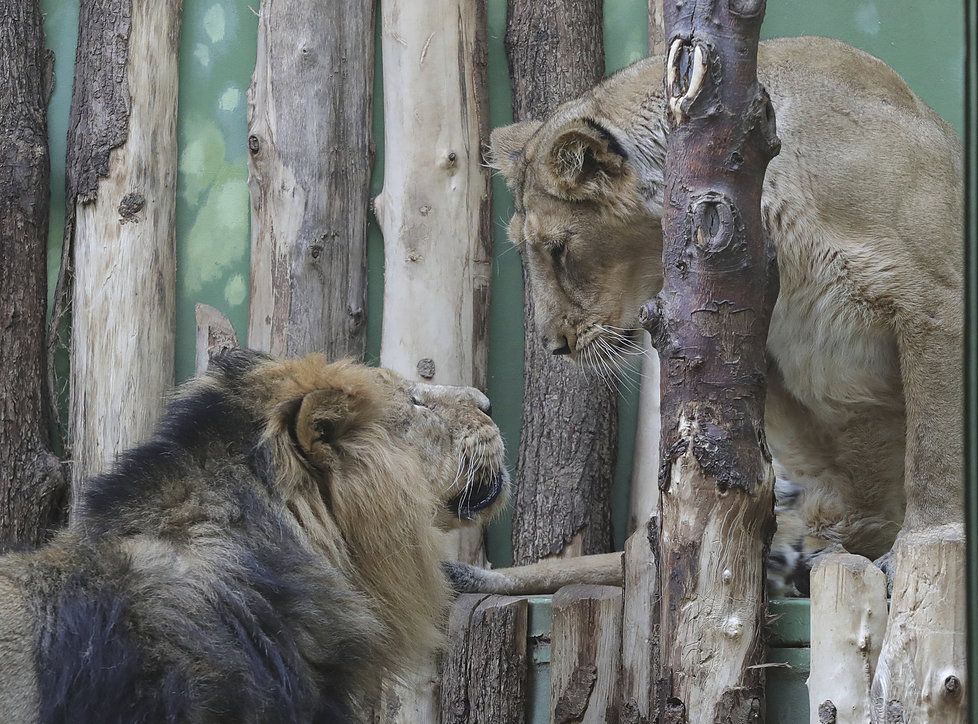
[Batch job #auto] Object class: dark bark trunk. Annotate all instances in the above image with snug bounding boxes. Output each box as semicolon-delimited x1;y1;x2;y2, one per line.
642;0;780;720
506;0;618;565
0;0;68;547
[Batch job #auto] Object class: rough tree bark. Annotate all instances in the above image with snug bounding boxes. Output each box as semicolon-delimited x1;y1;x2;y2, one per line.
247;0;373;361
640;0;780;720
807;554;887;724
506;0;617;565
52;0;180;499
0;0;67;547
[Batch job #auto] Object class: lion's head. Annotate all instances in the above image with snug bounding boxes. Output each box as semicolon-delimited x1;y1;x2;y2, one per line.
227;351;508;667
489;60;667;370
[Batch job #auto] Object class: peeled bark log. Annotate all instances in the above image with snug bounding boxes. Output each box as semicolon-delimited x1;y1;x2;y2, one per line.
642;1;780;720
808;554;887;724
0;0;67;547
58;0;180;498
247;0;373;361
648;0;666;56
374;0;492;567
506;0;617;566
870;529;967;722
446;552;623;595
621;520;660;724
194;304;238;376
550;584;623;724
441;595;529;724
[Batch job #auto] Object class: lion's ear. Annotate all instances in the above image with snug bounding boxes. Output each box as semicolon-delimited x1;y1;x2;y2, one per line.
488;120;542;179
278;387;374;471
543;118;629;201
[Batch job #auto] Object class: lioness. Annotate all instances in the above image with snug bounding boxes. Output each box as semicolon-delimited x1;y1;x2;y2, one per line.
490;36;962;580
0;349;507;722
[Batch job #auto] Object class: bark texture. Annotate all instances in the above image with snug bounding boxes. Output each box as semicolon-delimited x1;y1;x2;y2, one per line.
247;0;373;361
0;0;67;547
642;1;780;720
506;0;617;565
549;584;623;724
648;0;667;56
57;0;180;497
441;595;529;724
807;554;887;724
621;519;660;723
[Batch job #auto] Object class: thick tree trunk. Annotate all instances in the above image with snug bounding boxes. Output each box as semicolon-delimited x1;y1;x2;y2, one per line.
642;1;780;720
506;0;617;565
247;0;373;361
0;0;67;547
807;554;887;724
53;0;180;500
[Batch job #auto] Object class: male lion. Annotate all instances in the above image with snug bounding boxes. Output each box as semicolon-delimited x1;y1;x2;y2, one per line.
0;349;507;723
490;36;962;585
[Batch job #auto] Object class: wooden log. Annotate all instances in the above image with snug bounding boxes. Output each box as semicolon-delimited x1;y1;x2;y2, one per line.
550;584;623;724
247;0;373;361
446;552;623;595
374;0;492;566
870;528;966;723
0;0;67;546
194;304;239;376
59;0;180;497
441;595;529;724
621;520;660;724
644;1;781;720
506;0;617;566
648;0;666;56
807;554;887;724
627;338;662;534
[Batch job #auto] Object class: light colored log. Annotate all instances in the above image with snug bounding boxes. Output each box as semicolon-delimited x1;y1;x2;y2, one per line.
871;526;966;723
442;595;529;724
67;0;179;495
550;585;623;724
647;0;666;56
621;521;659;723
627;339;661;534
449;552;623;595
374;0;491;567
807;554;887;724
247;0;373;361
194;304;238;376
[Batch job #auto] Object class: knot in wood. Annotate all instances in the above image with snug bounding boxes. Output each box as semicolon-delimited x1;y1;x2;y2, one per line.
248;134;260;154
118;192;145;222
690;193;737;255
817;700;837;723
728;0;766;17
666;38;709;123
944;675;962;696
417;358;436;379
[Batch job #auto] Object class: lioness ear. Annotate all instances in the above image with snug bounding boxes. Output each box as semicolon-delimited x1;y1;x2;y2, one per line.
488;120;542;179
544;118;628;200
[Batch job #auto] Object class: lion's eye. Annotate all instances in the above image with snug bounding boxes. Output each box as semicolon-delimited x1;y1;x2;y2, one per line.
410;394;429;409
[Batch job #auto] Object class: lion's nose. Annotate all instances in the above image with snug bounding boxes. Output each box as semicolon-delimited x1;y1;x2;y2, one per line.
543;334;572;355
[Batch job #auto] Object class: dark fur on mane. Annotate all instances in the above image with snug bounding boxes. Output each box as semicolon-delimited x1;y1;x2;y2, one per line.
13;350;378;723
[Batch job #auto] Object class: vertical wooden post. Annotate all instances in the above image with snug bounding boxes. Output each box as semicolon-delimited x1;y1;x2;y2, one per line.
247;0;374;361
621;518;660;723
194;304;238;376
441;595;529;724
870;533;967;722
808;554;887;724
374;1;492;720
643;0;780;719
59;0;181;496
506;0;617;565
549;584;623;724
0;0;67;546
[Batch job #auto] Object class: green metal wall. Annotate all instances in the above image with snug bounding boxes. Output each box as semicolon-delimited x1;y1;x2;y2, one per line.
41;0;964;567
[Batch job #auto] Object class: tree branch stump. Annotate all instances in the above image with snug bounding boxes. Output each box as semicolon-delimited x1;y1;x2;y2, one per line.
650;1;781;720
194;304;238;376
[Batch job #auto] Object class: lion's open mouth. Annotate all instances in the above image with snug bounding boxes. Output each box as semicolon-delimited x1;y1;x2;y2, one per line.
448;471;508;521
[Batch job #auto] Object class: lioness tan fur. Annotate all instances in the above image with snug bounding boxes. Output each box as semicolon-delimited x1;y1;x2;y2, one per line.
490;36;962;576
0;349;507;722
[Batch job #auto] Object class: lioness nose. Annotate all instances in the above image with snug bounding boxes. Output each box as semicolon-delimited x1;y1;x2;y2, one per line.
543;334;572;356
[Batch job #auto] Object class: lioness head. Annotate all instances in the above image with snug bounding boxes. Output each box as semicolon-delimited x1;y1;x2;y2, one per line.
489;68;666;367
